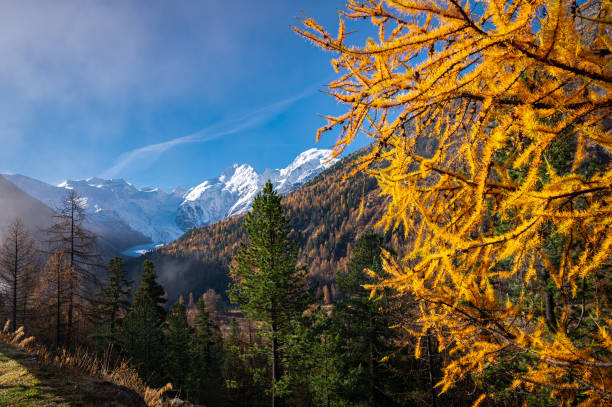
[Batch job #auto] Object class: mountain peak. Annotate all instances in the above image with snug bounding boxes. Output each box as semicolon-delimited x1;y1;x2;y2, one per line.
294;147;333;160
220;163;256;183
82;177;134;190
3;147;340;248
176;148;338;231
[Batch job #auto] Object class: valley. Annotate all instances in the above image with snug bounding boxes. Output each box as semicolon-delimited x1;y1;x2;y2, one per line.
0;1;609;406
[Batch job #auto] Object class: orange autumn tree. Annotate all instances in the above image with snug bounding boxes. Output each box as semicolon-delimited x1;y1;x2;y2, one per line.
295;0;612;405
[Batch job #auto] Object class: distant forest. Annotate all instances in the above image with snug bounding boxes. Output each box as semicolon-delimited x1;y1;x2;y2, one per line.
129;145;405;305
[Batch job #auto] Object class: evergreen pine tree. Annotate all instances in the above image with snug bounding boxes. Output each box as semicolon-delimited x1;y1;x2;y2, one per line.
228;180;311;407
121;260;167;385
166;300;192;395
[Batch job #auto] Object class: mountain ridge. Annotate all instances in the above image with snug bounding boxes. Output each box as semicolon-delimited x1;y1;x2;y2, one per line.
2;148;338;249
176;148;337;230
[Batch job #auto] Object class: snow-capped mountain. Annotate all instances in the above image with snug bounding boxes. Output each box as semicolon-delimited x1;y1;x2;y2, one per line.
3;148;338;248
177;148;337;230
176;164;259;230
4;174;184;243
266;148;338;194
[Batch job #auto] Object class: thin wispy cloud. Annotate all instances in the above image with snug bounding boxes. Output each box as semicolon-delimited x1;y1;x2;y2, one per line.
0;0;346;188
102;89;314;178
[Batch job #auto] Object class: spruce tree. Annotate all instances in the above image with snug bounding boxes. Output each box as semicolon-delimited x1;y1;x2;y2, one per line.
121;260;167;385
228;180;310;407
326;232;404;406
166;300;192;395
281;310;343;407
92;257;131;352
188;298;224;405
135;260;167;319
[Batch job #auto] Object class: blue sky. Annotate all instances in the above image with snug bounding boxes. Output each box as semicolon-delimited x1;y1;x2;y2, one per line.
0;0;371;191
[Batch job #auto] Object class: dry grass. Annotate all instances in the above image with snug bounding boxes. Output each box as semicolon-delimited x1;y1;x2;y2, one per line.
0;320;174;406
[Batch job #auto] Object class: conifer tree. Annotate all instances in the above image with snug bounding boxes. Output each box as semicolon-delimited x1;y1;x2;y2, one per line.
166;300;192;394
332;233;389;404
280;309;343;407
188;298;224;405
223;317;256;405
228;180;311;407
0;218;35;332
121;260;167;385
92;257;132;352
135;260;167;319
326;233;407;406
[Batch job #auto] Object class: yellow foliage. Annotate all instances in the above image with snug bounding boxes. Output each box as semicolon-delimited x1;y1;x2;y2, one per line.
297;0;612;404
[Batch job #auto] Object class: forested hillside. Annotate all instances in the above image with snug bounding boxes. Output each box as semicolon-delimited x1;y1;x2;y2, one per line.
0;1;609;405
130;146;401;304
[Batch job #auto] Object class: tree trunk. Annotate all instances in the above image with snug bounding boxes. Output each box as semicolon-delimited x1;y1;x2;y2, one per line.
11;239;18;332
67;274;74;346
426;332;438;407
369;311;376;405
21;275;28;332
110;301;117;340
539;268;558;332
271;320;283;407
56;267;61;350
12;275;17;332
66;201;75;347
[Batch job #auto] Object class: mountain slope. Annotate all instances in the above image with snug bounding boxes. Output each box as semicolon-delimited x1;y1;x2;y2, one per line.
0;175;148;258
130;146;404;304
4;174;181;244
0;175;56;241
4;148;337;247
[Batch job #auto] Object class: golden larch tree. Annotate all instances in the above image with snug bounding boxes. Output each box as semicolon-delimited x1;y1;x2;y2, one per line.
295;0;611;405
